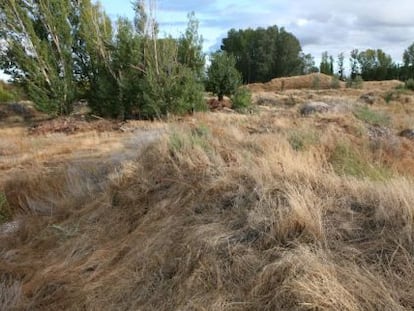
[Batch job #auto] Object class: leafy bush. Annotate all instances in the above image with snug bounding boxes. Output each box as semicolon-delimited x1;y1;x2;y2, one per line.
140;65;206;119
231;87;252;112
405;78;414;91
206;51;241;101
353;106;390;126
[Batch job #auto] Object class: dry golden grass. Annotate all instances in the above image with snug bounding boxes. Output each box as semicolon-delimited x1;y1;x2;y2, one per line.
248;73;343;92
1;87;414;310
247;73;404;93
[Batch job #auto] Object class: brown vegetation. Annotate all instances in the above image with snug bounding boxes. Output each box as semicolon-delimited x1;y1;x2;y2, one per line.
1;85;414;310
247;73;404;93
248;73;343;92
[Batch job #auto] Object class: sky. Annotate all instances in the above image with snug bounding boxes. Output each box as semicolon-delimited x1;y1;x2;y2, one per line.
100;0;414;68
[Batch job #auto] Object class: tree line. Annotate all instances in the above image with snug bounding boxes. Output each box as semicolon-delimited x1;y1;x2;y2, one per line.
319;47;414;82
221;25;414;84
1;1;414;118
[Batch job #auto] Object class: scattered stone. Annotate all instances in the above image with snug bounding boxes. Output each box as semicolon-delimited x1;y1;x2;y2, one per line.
359;92;376;105
0;220;22;236
300;101;330;116
399;129;414;140
367;125;392;140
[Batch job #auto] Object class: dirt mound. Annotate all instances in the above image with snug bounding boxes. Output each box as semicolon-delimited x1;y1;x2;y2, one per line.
248;73;344;92
29;117;121;135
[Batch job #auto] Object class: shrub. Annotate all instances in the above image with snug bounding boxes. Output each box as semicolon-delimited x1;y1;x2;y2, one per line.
206;51;241;101
0;83;17;103
231;87;252;112
140;65;206;119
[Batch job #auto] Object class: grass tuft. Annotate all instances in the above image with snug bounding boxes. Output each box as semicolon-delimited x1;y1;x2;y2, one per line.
353;106;390;126
329;142;393;180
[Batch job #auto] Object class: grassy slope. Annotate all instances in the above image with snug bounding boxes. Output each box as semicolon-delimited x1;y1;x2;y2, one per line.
1;87;414;310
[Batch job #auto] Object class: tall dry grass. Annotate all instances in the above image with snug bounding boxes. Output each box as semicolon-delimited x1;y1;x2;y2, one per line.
1;109;414;310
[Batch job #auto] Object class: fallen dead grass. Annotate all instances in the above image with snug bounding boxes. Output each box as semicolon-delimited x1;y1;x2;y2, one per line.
1;91;414;310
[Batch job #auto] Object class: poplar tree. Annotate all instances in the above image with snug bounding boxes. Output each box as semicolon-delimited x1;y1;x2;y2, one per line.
177;12;205;79
337;52;345;80
0;0;78;114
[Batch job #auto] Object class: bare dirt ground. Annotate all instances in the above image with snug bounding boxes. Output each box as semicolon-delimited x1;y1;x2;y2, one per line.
1;80;414;310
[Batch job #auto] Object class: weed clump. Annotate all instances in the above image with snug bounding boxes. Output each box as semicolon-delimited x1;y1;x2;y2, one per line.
288;130;319;151
329;142;392;180
0;192;11;223
353;106;390;126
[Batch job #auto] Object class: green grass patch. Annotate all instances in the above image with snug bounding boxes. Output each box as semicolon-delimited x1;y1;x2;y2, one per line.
353;106;390;126
288;130;320;151
0;86;16;103
329;143;392;180
0;192;11;224
384;87;411;103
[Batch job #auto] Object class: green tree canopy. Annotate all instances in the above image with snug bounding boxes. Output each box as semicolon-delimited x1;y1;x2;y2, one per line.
177;12;204;79
357;49;394;81
320;51;334;75
221;26;304;83
403;43;414;80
